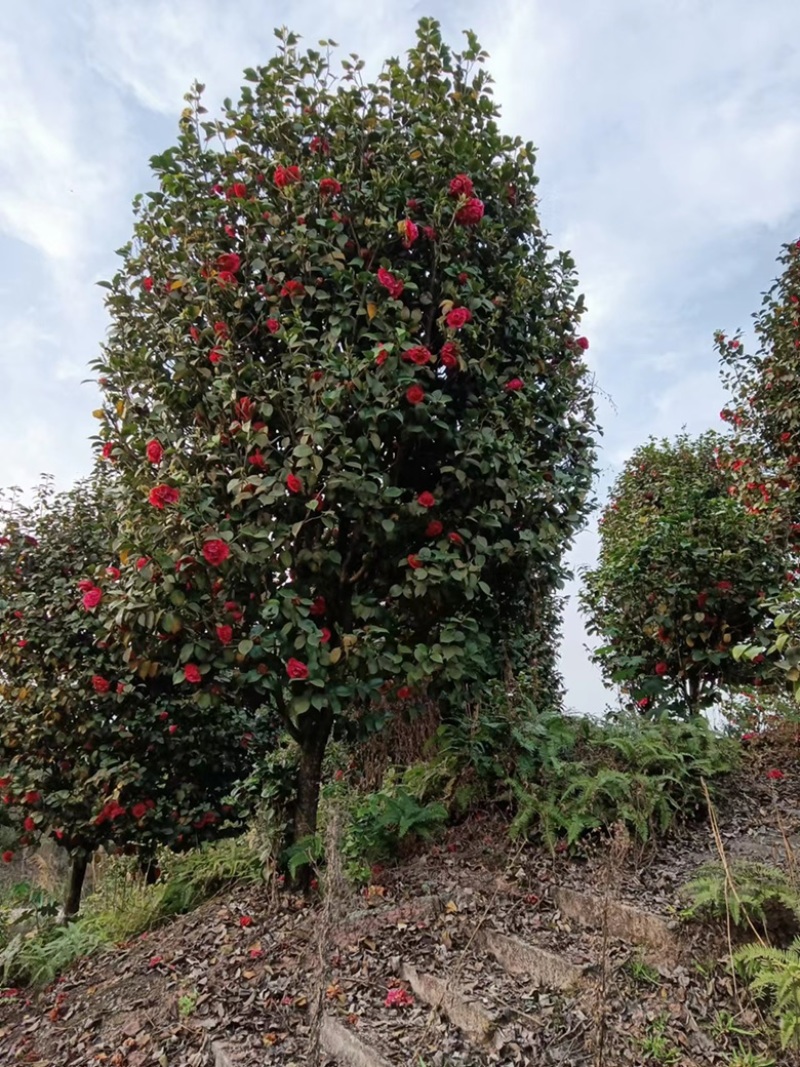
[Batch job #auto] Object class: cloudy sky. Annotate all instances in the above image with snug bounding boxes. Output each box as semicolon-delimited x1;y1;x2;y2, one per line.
2;0;799;716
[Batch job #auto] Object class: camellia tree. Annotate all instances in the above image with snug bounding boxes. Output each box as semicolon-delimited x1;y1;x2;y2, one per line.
716;239;800;692
581;433;787;716
92;20;597;849
0;477;262;914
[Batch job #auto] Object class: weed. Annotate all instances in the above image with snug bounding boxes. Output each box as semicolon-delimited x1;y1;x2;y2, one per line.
624;952;661;987
178;990;198;1017
640;1014;681;1064
725;1045;775;1067
709;1009;758;1039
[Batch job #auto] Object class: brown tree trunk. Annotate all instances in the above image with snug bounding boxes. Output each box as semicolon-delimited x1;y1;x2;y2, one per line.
65;851;89;918
289;709;333;889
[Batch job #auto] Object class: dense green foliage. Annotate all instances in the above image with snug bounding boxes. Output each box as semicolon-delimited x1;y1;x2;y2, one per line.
581;433;786;716
90;20;596;843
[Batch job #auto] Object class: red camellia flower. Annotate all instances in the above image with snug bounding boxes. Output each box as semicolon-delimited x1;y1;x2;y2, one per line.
281;279;305;299
226;182;247;199
209;348;223;364
142;276;154;292
439;342;459;369
202;540;230;567
274;165;301;188
425;520;443;537
82;587;102;611
184;664;202;684
247;450;267;470
385;987;414;1009
145;439;164;464
406;385;425;405
407;555;422;569
149;484;180;509
249;946;263;959
266;318;280;333
23;817;35;833
136;556;150;571
576;336;590;350
375;348;389;366
377;267;404;300
216;624;233;645
77;578;95;593
2;851;12;863
309;135;329;155
239;915;253;927
101;442;114;460
24;791;40;806
423;225;437;241
741;731;757;742
213;321;229;339
448;173;474;198
310;596;326;617
654;661;668;676
320;627;331;644
217;271;237;287
217;252;241;274
132;803;147;820
234;396;255;423
286;473;303;494
446;307;472;329
505;378;524;392
92;675;110;693
399;218;419;247
286;658;309;681
417;491;436;508
169;724;178;734
455;197;485;225
404;346;432;365
106;566;121;579
448;532;464;546
716;580;733;592
767;768;785;781
116;682;125;694
319;177;342;197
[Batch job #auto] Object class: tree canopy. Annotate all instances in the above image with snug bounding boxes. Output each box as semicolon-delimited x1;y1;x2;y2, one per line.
581;433;787;716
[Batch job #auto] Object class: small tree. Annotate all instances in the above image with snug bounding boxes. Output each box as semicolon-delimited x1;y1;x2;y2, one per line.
0;477;261;914
581;433;787;716
92;20;597;849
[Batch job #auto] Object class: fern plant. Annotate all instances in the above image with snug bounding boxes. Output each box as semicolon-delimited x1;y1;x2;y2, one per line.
682;862;800;933
734;938;800;1049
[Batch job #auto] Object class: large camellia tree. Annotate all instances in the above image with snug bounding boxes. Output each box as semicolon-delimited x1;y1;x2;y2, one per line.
0;477;261;914
581;433;787;716
92;20;597;845
716;239;800;691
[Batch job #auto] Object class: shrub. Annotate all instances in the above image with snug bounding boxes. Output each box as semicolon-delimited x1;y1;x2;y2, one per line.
682;861;800;939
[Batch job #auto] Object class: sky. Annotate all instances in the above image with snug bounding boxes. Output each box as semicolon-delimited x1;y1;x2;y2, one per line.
2;0;800;717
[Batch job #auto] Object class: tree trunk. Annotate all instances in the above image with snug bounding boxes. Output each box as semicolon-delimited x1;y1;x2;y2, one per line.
64;851;89;919
289;710;333;890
